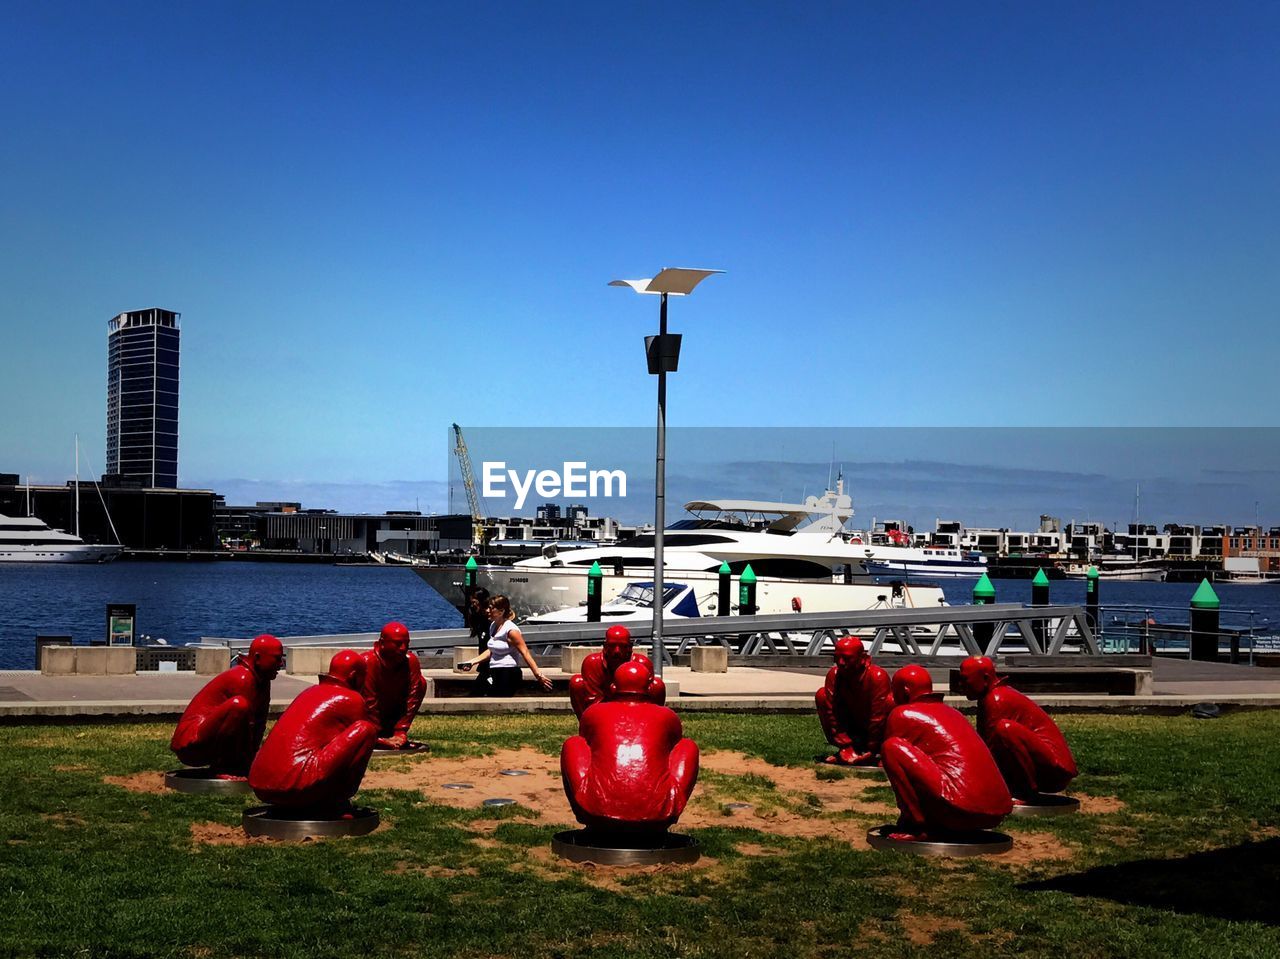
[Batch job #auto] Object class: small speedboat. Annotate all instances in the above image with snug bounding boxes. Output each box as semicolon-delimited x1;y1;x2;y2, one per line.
524;581;705;625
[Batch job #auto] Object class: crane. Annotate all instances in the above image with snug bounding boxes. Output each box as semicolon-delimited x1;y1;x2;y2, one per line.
451;423;486;549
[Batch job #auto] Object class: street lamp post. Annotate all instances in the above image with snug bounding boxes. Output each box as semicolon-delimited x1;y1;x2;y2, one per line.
610;268;723;677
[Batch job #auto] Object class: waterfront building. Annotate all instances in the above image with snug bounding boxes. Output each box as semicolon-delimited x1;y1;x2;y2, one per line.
1223;526;1280;573
1113;524;1170;559
106;308;180;488
0;477;215;550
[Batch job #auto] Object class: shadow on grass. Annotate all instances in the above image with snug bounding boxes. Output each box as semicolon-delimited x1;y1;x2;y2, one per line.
1021;838;1280;925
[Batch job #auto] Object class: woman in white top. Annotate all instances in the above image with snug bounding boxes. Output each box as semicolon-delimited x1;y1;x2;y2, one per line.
460;595;553;696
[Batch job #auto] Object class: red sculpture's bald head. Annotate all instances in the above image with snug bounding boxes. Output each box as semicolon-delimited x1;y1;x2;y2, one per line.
958;656;998;700
376;622;411;664
327;649;365;689
248;634;285;680
603;624;633;672
892;665;934;705
833;637;868;674
609;661;651;700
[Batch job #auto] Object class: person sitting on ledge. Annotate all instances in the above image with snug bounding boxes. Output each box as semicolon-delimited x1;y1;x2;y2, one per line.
169;634;284;777
561;661;698;834
569;624;665;718
957;655;1078;801
880;665;1012;840
359;622;427;748
815;637;893;766
249;650;379;810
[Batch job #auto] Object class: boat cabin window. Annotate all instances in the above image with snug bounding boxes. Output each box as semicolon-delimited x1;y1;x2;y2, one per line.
724;558;835;580
615;583;684;608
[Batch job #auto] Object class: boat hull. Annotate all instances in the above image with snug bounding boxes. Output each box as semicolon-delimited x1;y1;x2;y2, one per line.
413;564;946;617
0;545;120;564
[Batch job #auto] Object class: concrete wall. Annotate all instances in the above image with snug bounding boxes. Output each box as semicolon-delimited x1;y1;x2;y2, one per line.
285;646;355;677
40;646;137;676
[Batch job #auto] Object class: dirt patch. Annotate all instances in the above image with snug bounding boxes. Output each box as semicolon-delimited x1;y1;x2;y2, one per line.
52;764;89;773
899;912;969;946
998;830;1075;865
1076;792;1126;814
41;812;86;829
388;861;478;878
735;842;784;857
364;747;893;845
103;772;167;795
189;822;275;847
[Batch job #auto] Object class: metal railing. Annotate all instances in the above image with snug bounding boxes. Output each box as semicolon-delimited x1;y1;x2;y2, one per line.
1098;602;1275;663
208;601;1100;660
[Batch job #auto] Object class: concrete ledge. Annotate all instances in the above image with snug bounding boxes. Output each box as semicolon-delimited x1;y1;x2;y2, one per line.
40;646;77;675
947;666;1153;696
560;645;655;672
286;646;354;677
691;647;729;673
39;646;136;676
195;647;231;676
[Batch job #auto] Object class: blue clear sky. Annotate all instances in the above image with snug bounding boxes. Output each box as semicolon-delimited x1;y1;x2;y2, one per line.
2;2;1277;511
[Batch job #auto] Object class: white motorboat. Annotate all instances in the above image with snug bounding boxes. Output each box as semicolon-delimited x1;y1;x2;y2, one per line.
525;581;706;625
0;512;120;563
413;481;951;616
1062;559;1168;582
1214;558;1280;585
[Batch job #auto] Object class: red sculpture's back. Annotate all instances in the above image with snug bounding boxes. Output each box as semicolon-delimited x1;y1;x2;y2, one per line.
250;651;378;809
170;636;282;775
959;656;1078;797
561;662;698;832
881;666;1012;837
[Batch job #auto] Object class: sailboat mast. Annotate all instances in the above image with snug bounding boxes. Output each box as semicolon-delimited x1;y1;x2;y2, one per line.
75;434;80;539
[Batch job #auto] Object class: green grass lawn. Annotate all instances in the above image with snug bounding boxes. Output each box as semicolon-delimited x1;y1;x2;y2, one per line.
2;711;1279;958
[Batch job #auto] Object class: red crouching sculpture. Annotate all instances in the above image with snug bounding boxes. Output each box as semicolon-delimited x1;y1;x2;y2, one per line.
816;637;893;766
249;650;379;811
879;665;1012;843
958;656;1078;803
569;624;666;718
170;634;284;777
561;662;698;836
359;622;427;749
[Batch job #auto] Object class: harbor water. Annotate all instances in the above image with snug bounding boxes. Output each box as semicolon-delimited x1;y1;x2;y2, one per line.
0;562;462;669
0;562;1276;670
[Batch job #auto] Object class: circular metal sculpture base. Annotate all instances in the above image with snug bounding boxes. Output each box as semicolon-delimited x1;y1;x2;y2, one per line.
242;805;379;840
1009;794;1080;817
552;829;700;866
165;768;253;796
483;798;517;808
372;741;430;756
866;825;1013;857
500;769;530;777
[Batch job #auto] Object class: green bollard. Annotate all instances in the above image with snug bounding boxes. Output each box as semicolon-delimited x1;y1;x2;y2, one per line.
739;564;757;616
1190;578;1221;662
462;555;478;612
973;572;995;649
717;561;732;616
1031;568;1050;650
1085;565;1100;640
587;560;603;623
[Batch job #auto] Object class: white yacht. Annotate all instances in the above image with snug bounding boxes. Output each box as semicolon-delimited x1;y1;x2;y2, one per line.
0;512;120;563
412;482;955;616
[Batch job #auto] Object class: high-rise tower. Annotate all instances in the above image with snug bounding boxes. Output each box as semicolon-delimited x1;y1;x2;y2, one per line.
106;308;180;488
